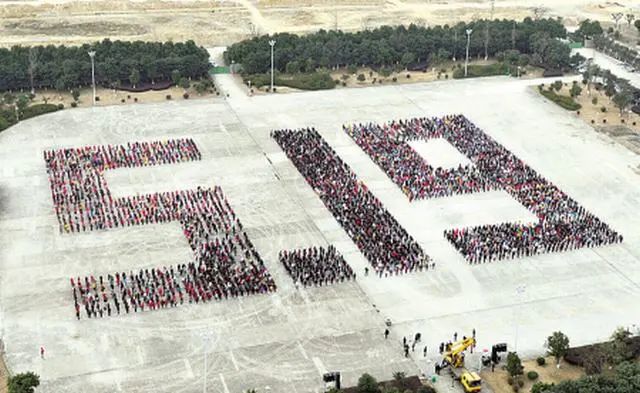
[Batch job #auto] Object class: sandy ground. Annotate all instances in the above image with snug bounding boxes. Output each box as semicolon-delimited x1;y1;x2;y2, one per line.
1;0;639;47
481;355;584;393
29;84;216;109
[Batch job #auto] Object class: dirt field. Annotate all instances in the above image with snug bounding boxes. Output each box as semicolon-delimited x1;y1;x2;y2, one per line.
27;84;217;109
481;355;585;393
0;0;638;48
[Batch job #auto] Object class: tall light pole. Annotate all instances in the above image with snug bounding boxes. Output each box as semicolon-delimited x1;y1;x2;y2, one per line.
465;29;473;77
88;51;96;106
269;40;276;93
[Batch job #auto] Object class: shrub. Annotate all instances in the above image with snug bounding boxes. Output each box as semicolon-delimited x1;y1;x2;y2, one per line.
527;371;539;381
518;378;524;387
341;82;346;87
406;73;411;78
392;77;397;82
95;96;100;101
121;99;125;103
507;376;514;385
601;106;607;112
71;89;80;101
0;116;9;131
357;73;366;82
603;119;607;123
21;103;60;120
445;74;448;79
512;384;519;392
347;65;358;74
453;63;510;79
57;103;64;110
539;89;582;111
592;97;598;105
70;101;77;108
537;357;546;366
379;67;392;77
166;94;172;100
127;94;131;99
183;93;190;99
8;371;40;393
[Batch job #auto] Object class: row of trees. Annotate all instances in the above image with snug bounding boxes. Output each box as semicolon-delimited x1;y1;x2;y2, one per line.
582;63;639;114
0;39;211;93
225;18;571;74
593;35;640;70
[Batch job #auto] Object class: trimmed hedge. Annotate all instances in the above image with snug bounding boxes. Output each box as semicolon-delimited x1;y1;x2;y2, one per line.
245;72;335;91
453;63;510;79
21;104;60;120
539;89;582;111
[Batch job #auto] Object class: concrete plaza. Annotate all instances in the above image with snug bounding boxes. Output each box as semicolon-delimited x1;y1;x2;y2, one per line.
1;74;640;392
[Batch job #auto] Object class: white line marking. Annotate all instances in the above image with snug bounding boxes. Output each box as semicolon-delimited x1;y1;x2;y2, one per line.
183;358;194;378
229;350;240;371
312;356;327;377
297;341;309;359
219;373;230;393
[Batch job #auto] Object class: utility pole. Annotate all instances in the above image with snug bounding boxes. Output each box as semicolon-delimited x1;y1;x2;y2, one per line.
88;51;96;106
484;0;494;61
465;29;473;77
453;29;458;61
269;40;276;93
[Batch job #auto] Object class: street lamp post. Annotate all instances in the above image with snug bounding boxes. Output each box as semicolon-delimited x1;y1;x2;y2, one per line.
465;29;473;77
269;40;276;93
88;51;96;106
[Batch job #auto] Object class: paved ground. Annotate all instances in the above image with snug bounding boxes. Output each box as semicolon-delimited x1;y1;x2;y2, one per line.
1;71;640;393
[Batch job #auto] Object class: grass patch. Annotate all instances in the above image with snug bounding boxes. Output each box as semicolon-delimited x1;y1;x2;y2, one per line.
244;72;336;91
21;104;61;121
538;88;582;111
453;62;510;79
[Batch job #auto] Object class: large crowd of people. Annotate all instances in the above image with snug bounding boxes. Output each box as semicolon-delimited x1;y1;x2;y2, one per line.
354;115;623;262
272;128;431;276
45;140;276;319
44;139;201;233
279;245;355;287
344;121;495;200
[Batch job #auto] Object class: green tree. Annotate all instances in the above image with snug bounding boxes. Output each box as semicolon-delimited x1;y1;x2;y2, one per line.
171;69;181;85
613;91;633;115
285;60;301;74
552;80;563;92
357;373;380;393
506;352;523;377
607;326;633;364
8;371;40;393
530;381;554;393
570;84;582;98
129;68;140;88
400;52;416;68
179;77;191;89
635;19;640;34
545;331;570;366
16;95;30;119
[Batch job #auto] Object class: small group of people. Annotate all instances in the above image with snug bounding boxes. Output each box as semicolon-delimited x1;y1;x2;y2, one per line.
344;121;494;200
279;245;355;287
347;115;623;262
272;128;431;276
44;138;201;233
